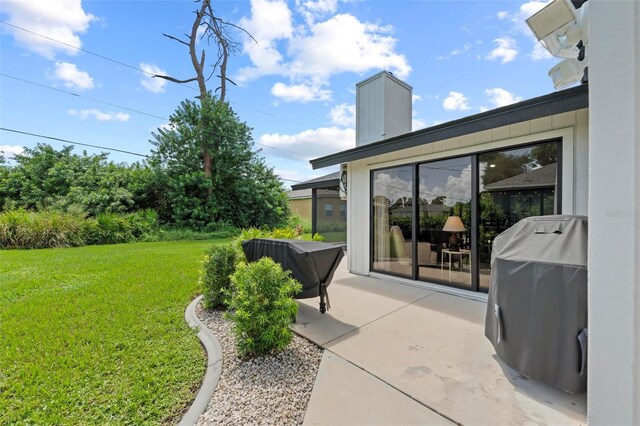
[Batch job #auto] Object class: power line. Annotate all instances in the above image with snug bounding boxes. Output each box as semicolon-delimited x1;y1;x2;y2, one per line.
0;127;305;184
0;20;199;93
1;127;149;158
1;73;308;157
1;73;168;121
0;22;315;158
0;21;311;128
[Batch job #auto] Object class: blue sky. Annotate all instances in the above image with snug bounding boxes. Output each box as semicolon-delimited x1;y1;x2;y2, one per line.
0;0;562;187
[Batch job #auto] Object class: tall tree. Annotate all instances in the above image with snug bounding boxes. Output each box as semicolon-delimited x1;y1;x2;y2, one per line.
148;95;289;229
153;0;253;181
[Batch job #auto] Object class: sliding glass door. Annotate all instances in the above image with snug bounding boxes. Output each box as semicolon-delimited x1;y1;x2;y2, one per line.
477;142;560;290
371;165;413;278
417;157;472;288
370;140;561;292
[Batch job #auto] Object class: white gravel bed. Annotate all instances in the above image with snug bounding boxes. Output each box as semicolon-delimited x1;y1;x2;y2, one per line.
195;304;323;425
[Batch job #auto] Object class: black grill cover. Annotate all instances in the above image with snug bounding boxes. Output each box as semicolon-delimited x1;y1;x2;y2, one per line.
241;239;344;299
485;215;588;394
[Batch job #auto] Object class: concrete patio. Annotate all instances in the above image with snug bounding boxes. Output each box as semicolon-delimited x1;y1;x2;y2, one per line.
294;259;587;425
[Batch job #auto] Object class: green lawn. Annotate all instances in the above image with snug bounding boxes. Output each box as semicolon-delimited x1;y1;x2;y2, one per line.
0;239;228;425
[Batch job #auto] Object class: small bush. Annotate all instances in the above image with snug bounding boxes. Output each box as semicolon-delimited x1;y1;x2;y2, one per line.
286;214;311;233
201;243;237;309
95;213;134;244
232;226;309;263
127;209;158;238
227;257;302;358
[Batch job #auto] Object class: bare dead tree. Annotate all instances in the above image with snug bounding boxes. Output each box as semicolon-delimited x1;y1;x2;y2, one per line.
154;0;255;179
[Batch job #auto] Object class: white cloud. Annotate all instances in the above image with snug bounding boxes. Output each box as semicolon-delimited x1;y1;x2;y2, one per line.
296;0;339;25
68;109;130;122
50;61;94;90
374;172;412;202
443;92;470;111
0;145;24;159
330;103;355;127
499;1;555;61
412;111;427;131
288;14;411;81
259;126;355;161
419;164;472;205
437;42;472;60
1;0;96;58
139;63;168;93
237;0;293;82
485;88;523;108
236;1;411;103
271;82;332;102
485;37;518;64
412;94;421;104
531;42;553;60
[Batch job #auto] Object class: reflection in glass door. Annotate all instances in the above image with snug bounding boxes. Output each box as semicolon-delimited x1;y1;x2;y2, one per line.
478;142;559;290
417;157;472;288
371;166;413;278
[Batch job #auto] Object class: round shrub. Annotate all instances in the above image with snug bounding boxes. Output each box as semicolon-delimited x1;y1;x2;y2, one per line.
227;257;302;358
200;243;237;310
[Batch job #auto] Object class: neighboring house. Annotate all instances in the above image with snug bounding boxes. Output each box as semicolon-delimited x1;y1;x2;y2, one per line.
287;189;313;220
289;171;347;243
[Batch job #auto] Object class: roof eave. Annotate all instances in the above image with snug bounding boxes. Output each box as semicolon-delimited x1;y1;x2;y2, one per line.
291;179;340;191
310;84;588;170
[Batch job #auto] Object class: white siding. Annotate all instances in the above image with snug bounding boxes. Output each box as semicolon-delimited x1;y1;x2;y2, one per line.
356;72;412;146
588;1;640;422
383;74;412;139
356;76;385;146
346;109;589;275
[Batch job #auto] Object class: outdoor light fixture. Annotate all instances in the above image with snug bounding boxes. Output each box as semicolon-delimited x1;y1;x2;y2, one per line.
549;58;587;90
526;0;589;89
443;214;466;251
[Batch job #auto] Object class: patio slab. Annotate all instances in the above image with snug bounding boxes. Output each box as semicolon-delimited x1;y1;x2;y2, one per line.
297;261;587;425
303;351;454;426
293;263;433;346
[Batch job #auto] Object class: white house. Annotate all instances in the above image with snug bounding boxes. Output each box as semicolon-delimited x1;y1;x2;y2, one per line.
306;2;639;421
312;70;588;296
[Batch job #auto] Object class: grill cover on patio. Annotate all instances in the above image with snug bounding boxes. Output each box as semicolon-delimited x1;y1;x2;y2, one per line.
241;239;344;312
484;215;588;394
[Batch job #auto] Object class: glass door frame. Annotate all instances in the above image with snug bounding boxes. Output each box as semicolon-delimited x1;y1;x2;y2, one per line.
369;138;563;292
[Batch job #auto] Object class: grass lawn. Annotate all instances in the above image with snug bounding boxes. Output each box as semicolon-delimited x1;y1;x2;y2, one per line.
0;239;228;424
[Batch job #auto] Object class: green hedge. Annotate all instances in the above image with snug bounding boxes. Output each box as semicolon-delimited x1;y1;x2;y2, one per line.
0;209;158;249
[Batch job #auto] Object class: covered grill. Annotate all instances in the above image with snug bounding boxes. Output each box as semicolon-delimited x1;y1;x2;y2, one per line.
242;239;344;313
485;215;588;394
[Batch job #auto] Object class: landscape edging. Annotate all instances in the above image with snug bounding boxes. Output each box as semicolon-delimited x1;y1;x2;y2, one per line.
179;295;223;426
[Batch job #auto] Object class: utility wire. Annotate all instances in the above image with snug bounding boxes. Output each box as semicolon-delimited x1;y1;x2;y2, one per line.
1;74;308;158
0;20;199;92
1;73;168;121
1;127;149;157
0;21;310;127
1;22;315;157
0;127;304;183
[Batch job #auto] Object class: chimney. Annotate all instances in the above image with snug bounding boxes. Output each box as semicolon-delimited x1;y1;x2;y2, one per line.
356;71;412;147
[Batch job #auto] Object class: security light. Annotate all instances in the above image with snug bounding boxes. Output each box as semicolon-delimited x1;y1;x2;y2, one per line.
527;0;576;42
526;0;589;90
548;58;587;90
526;0;589;59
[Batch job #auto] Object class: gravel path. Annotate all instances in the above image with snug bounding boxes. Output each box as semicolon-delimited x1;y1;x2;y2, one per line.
195;305;323;425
